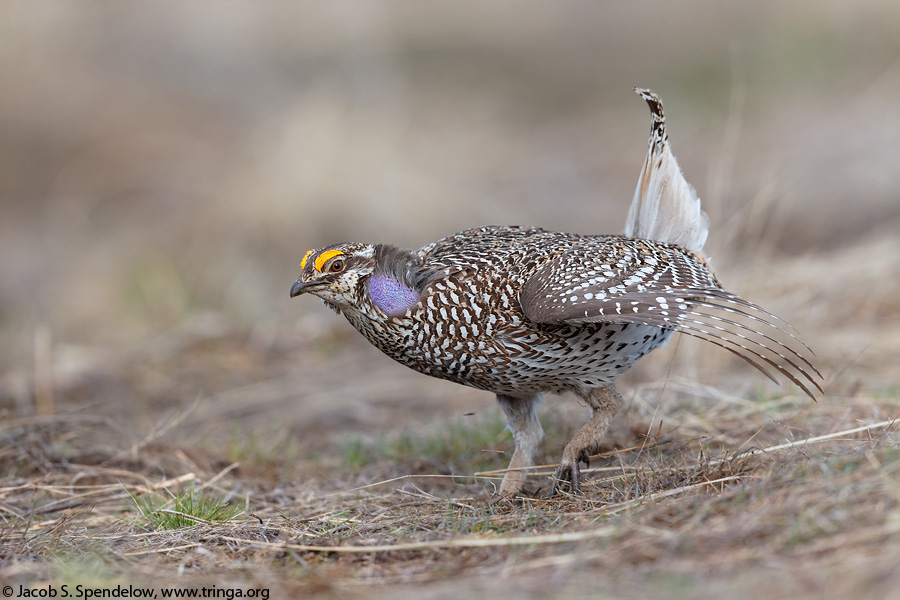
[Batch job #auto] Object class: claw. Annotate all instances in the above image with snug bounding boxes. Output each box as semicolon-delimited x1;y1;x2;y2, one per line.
548;460;581;496
577;448;591;469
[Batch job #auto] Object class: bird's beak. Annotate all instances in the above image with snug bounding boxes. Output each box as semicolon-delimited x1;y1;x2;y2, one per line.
290;278;322;298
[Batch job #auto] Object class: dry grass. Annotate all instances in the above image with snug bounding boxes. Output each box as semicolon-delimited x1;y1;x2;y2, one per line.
2;2;900;598
2;342;899;599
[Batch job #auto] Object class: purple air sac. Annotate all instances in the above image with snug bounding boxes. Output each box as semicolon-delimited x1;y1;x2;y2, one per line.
368;275;421;317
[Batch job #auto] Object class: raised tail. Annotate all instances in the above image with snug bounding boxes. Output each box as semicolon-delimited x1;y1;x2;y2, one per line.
625;88;709;254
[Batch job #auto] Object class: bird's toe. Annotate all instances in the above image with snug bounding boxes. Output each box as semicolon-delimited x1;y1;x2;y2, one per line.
577;448;592;469
549;460;581;497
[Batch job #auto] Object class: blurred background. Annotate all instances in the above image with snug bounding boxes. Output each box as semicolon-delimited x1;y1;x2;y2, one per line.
1;1;899;443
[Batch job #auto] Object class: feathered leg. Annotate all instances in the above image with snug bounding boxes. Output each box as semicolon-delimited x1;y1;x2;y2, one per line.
551;383;624;495
496;393;543;496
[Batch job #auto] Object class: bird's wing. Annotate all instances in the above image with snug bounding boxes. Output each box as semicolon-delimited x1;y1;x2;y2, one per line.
519;242;822;399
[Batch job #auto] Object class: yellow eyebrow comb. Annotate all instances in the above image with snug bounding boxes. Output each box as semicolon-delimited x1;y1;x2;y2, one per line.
314;249;344;272
299;249;314;270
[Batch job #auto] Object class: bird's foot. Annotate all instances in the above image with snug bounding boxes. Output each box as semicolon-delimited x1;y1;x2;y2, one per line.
498;469;528;498
548;449;592;497
549;460;580;496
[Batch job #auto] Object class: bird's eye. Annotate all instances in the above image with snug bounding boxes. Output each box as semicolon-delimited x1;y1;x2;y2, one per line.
329;259;345;273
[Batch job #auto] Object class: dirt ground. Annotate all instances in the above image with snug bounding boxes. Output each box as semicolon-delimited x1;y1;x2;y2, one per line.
2;3;900;599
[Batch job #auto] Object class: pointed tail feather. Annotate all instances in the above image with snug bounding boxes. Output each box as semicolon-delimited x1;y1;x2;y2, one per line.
625;88;709;253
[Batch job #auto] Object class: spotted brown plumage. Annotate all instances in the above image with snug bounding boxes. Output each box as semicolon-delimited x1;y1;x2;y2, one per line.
290;89;823;496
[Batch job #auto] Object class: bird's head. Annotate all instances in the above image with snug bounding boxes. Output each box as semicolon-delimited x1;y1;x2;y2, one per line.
290;243;377;310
